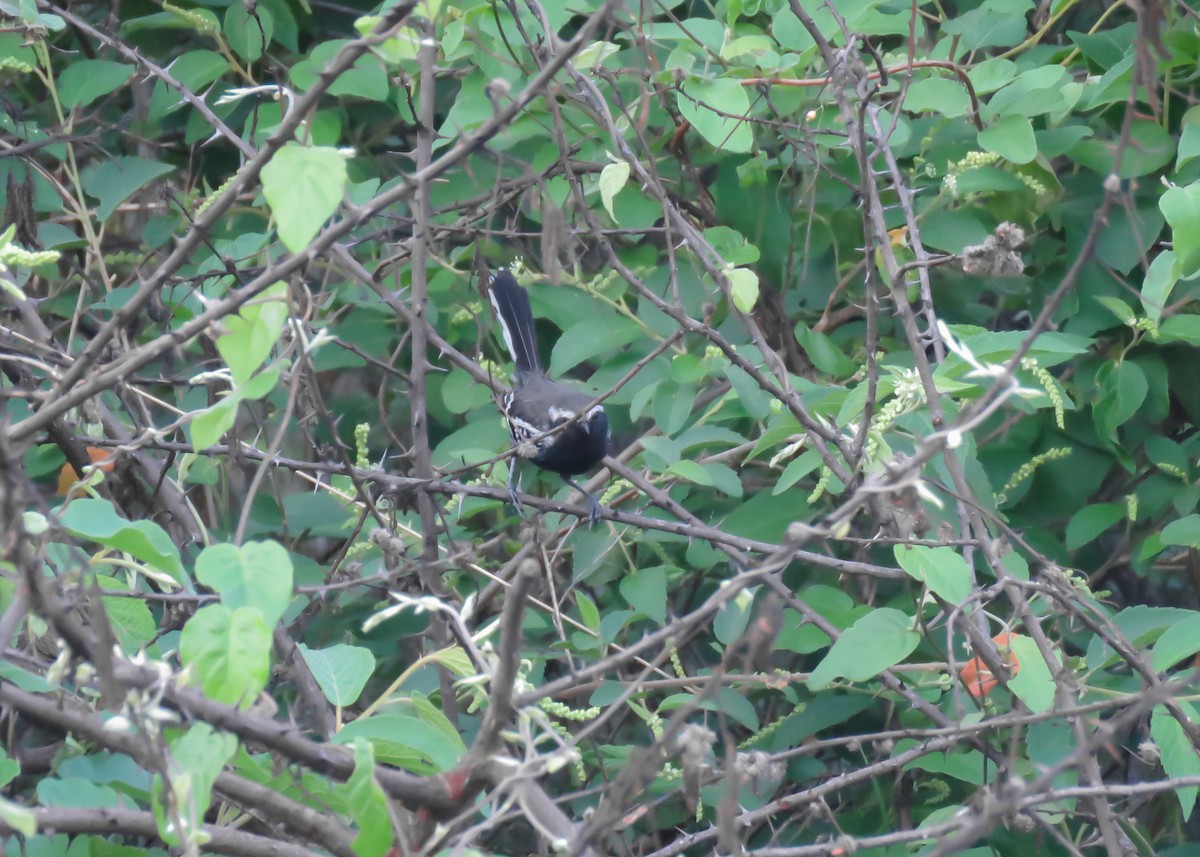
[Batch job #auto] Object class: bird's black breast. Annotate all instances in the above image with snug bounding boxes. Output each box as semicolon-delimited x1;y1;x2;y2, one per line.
505;376;610;476
533;409;609;476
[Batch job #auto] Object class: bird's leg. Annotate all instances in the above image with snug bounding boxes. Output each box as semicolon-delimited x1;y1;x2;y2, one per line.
563;477;602;526
507;458;526;517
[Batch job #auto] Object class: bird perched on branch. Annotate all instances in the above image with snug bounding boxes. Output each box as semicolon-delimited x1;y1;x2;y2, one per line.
488;268;610;524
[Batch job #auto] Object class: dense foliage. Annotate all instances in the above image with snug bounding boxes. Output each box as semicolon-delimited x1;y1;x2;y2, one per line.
3;0;1200;854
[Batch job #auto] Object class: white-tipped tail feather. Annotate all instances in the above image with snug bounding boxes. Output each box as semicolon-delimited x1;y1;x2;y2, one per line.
488;269;541;377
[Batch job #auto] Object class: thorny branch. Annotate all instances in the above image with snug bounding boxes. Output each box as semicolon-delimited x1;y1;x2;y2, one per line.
0;0;1190;854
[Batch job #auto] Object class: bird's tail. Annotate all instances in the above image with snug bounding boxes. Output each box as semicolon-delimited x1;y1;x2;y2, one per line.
489;269;540;377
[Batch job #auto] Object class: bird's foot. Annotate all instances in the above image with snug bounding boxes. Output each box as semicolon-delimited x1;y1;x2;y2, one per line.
507;484;527;519
564;477;603;527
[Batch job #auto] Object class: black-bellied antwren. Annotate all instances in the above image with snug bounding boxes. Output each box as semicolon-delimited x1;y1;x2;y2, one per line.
489;268;610;524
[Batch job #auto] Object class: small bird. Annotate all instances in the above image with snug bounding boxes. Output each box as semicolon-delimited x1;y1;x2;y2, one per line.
488;268;610;523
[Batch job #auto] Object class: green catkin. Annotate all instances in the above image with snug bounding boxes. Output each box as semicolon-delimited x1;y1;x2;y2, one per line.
995;447;1071;505
1020;358;1065;429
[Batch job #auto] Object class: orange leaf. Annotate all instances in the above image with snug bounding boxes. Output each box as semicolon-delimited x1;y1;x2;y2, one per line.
958;631;1022;699
57;447;117;495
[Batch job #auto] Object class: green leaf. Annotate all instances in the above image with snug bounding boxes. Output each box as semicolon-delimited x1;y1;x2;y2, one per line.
968;58;1017;94
703;462;743;497
437;87;492;140
261;143;347;253
716;685;759;730
619;566;668;624
216;281;289;384
1160;314;1200;345
0;32;37;71
334;715;464;773
978;114;1037;164
726;364;772;419
640;436;681;470
794;324;856;378
354;17;421;63
599;609;637;645
986;66;1070;118
1093;361;1147;441
941;5;1026;51
903;77;969;119
97;575;157;653
1152;705;1200;820
1067;22;1135;68
668;353;707;384
1179;119;1200;171
299;644;376;706
714;590;754;646
1160;183;1200;276
653;381;696;435
775;608;830;654
1151;613;1200;672
705;226;760;265
1065;503;1125;550
1087;606;1195;670
340;739;393;857
396;695;462;756
893;545;972;604
188;364;282;450
666;459;713;486
57;60;133;108
773;449;821;495
441;367;491;413
81;157;176;221
0;797;35;837
768;694;874;750
727;267;759;313
576;591;600;632
0;660;57;692
162;1;219;35
748;416;801;462
224;2;273;61
58;498;183;582
38;777;120;807
1094;295;1135;326
290;41;388;101
770;8;821;51
1006;634;1057;713
147;50;228;121
1140;251;1179;324
549;316;642;376
598;159;630;222
0;758;17;789
904;749;998;787
189;391;242;451
152;723;237;846
807;608;920;690
678;78;753;153
949;329;1091;366
574;39;619;70
194;540;294;627
1162;514;1200;547
629;379;660;422
1069;119;1173;178
240;363;283;400
1145;435;1190;478
179;604;272;706
25;0;64;27
121;10;212;35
